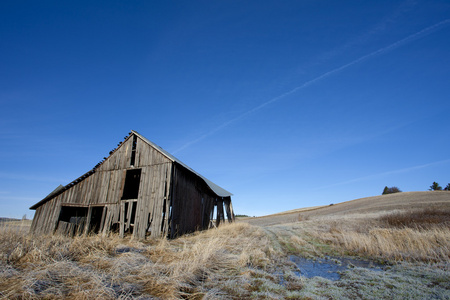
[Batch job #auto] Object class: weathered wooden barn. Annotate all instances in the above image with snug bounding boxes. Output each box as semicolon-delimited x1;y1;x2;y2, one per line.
30;130;234;239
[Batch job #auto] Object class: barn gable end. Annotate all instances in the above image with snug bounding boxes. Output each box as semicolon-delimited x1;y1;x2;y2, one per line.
30;131;234;238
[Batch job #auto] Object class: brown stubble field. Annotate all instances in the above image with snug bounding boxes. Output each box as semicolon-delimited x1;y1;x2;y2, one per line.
1;191;449;299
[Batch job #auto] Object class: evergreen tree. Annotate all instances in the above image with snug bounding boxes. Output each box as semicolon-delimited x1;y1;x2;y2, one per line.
429;182;442;191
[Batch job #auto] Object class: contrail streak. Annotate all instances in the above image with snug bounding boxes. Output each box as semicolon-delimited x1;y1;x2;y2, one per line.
173;19;450;154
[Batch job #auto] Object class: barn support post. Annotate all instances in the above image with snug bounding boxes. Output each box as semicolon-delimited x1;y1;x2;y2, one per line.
220;198;226;223
208;196;215;228
161;164;173;237
202;195;214;230
223;196;234;222
126;201;132;232
169;166;178;239
101;207;110;237
99;206;107;234
84;206;93;235
119;201;125;238
216;198;224;227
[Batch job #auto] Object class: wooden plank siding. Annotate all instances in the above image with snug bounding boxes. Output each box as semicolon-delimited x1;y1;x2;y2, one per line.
170;165;221;238
30;132;233;239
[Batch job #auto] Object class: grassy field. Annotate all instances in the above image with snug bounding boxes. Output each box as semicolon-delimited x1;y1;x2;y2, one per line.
1;191;449;299
243;191;450;226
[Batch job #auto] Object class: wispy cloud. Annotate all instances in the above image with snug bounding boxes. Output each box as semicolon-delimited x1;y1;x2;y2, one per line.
0;196;40;202
173;19;450;154
317;159;450;190
317;0;418;62
0;172;67;183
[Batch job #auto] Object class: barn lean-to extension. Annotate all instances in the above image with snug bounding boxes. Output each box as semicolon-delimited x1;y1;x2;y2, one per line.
29;130;234;239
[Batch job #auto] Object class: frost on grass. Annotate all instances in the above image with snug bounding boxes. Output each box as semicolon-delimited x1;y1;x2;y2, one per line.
288;264;450;300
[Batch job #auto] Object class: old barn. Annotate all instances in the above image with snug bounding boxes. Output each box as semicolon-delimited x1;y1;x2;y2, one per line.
30;130;234;239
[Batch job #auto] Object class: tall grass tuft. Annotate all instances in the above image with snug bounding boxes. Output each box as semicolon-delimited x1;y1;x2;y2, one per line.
327;226;450;262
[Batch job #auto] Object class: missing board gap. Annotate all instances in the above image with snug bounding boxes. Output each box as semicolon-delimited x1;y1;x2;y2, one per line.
130;135;137;166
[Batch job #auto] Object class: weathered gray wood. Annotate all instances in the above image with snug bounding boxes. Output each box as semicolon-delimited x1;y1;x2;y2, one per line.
30;132;233;239
55;221;75;236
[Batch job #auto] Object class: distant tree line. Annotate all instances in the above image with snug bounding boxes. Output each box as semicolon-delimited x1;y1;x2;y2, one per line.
382;181;449;195
382;186;402;195
429;182;450;191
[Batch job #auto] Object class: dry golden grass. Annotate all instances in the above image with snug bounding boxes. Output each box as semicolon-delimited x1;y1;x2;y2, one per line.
2;192;449;299
319;224;450;262
1;219;449;299
264;207;449;263
243;191;450;263
0;222;290;299
311;205;450;263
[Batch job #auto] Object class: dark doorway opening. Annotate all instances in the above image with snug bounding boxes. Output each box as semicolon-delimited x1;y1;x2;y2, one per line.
124;201;137;227
88;206;106;234
122;169;141;200
120;200;137;236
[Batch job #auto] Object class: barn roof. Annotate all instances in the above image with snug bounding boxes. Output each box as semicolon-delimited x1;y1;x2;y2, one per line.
131;131;232;198
30;131;232;210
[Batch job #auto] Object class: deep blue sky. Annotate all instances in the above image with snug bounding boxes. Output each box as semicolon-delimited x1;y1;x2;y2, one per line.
1;1;449;218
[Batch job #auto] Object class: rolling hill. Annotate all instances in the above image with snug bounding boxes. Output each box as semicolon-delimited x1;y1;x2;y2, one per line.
241;191;450;226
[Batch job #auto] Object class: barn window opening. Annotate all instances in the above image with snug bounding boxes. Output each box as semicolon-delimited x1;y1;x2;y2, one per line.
56;206;88;236
122;169;141;200
130;135;137;166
